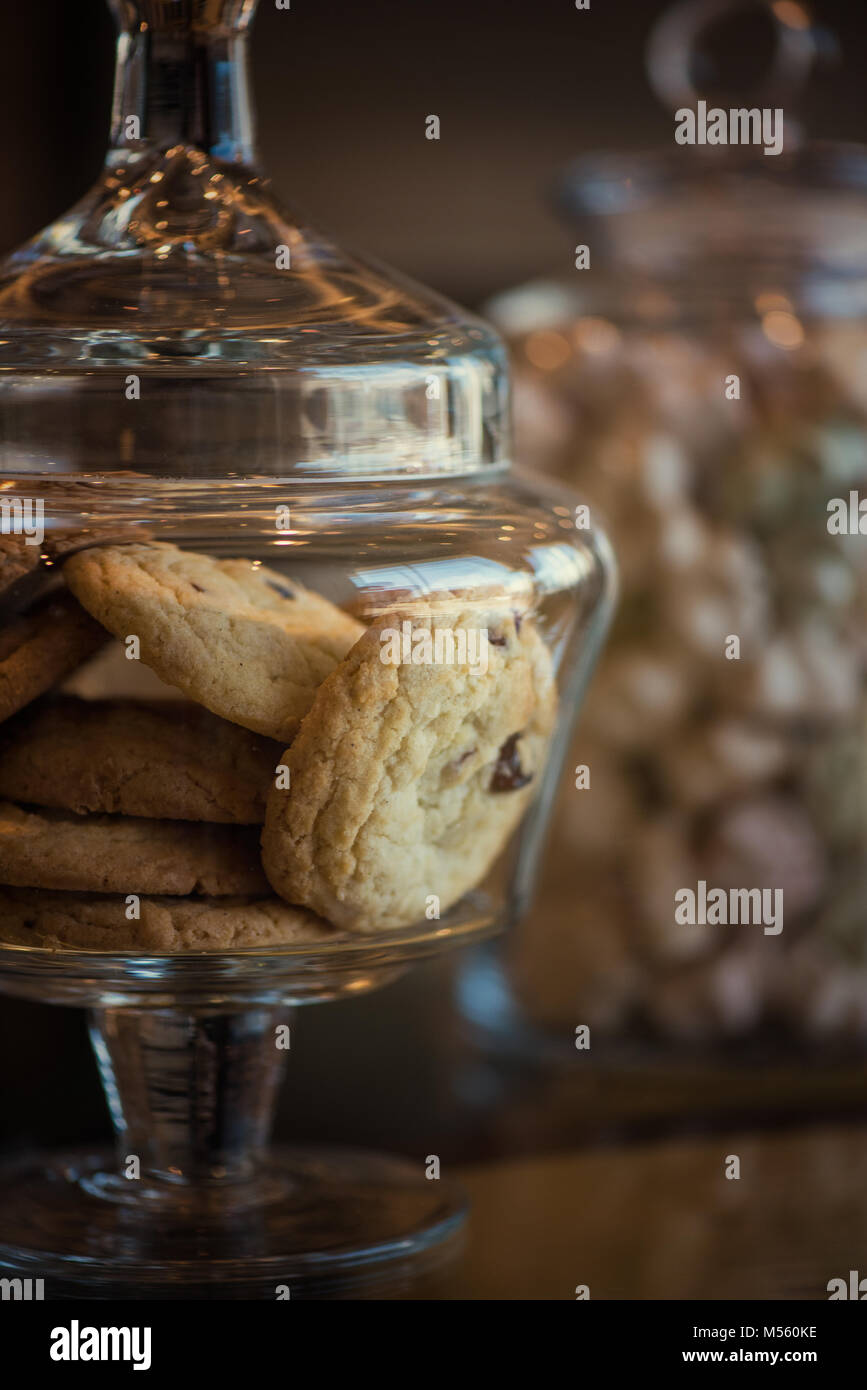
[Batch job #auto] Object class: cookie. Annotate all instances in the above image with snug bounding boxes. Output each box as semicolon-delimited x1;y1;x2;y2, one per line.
0;801;268;896
63;542;365;741
0;697;282;823
0;592;108;724
262;605;557;933
347;575;536;623
0;887;336;952
0;535;41;595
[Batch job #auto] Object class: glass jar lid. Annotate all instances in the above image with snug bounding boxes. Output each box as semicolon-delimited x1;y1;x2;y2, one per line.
0;0;508;480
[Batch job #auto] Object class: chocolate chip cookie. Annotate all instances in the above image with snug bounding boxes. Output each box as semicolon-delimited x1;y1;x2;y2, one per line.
0;592;108;724
0;535;41;596
0;696;282;823
0;801;268;896
261;605;556;933
63;542;364;741
0;886;336;951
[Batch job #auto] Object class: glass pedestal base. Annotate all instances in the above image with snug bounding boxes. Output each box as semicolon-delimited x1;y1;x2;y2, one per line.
0;1147;465;1299
0;905;495;1299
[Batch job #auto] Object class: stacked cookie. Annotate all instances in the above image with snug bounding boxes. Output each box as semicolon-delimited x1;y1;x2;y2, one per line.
0;540;555;951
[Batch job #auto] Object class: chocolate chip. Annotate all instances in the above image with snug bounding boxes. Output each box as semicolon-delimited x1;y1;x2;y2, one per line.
490;733;532;792
513;609;522;634
489;632;507;647
190;582;206;593
267;580;295;599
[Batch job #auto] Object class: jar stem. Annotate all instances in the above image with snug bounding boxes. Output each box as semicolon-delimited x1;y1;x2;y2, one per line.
88;1005;290;1187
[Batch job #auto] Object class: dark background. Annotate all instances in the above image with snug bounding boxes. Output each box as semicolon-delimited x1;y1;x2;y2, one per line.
2;0;867;304
2;0;867;1162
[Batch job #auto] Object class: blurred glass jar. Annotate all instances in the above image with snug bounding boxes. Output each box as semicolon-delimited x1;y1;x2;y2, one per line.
463;4;867;1052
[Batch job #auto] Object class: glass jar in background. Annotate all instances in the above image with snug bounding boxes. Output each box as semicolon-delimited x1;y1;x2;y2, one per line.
460;0;867;1064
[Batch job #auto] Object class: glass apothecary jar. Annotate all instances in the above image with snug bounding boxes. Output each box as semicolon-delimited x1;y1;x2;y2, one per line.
0;0;613;1295
462;0;867;1074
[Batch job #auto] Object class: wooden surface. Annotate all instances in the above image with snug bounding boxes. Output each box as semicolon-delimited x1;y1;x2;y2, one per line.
418;1123;867;1300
